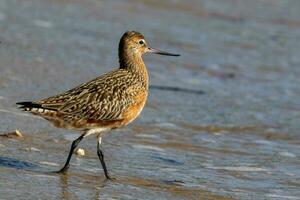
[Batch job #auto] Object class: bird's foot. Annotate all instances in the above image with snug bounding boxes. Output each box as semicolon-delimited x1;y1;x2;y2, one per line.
105;173;116;181
55;167;69;174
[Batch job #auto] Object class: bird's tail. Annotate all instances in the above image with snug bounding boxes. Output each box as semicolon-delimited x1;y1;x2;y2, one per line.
16;101;58;115
16;101;44;112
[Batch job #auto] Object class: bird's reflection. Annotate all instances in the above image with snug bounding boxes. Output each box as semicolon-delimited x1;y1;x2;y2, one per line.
59;174;72;200
58;172;107;200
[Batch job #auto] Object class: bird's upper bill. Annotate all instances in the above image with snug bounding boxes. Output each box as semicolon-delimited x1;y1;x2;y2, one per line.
119;31;180;57
147;47;180;56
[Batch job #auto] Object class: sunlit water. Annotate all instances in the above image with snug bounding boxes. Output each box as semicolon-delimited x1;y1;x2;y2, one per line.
0;0;300;199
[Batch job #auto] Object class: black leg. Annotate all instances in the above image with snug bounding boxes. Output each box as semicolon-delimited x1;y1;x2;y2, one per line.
57;134;85;173
97;139;111;179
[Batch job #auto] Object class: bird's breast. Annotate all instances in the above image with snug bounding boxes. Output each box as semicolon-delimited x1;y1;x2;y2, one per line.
121;91;148;125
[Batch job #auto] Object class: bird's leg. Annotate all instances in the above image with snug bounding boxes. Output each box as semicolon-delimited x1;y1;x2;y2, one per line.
57;134;85;173
97;136;111;179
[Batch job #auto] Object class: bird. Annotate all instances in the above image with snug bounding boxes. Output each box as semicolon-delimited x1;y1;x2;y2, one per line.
17;31;180;179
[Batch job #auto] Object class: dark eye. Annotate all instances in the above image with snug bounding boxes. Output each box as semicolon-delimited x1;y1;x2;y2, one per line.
139;40;144;45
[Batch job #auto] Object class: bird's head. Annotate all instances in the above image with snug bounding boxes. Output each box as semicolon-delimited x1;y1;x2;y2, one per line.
119;31;180;57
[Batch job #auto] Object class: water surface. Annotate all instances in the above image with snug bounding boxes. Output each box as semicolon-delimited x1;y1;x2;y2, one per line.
0;0;300;199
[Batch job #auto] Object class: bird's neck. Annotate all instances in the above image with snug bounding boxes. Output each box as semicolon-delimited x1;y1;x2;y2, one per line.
119;52;149;85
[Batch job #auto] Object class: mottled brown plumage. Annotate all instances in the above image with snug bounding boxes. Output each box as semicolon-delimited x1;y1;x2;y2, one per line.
17;31;179;179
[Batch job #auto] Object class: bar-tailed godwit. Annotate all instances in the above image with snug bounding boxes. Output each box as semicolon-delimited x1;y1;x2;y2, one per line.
17;31;180;179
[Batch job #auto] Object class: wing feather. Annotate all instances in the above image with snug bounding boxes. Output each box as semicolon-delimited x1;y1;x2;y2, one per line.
32;69;145;121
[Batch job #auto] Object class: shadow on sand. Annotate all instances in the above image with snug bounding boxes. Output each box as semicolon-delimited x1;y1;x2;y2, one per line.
0;156;39;170
150;85;205;95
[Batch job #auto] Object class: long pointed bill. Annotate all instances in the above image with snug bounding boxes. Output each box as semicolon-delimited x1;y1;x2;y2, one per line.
148;47;180;56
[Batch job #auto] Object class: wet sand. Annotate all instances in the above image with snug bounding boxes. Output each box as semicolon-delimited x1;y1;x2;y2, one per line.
0;0;300;199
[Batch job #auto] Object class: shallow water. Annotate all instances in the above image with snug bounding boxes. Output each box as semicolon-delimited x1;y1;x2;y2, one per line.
0;0;300;199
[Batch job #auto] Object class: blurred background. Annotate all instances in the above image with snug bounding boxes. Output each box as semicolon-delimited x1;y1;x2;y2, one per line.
0;0;300;199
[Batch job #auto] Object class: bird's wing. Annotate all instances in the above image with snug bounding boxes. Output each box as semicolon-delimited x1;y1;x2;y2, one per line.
35;69;119;108
34;69;143;121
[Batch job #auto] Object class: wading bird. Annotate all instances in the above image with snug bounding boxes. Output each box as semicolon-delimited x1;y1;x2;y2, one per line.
17;31;180;179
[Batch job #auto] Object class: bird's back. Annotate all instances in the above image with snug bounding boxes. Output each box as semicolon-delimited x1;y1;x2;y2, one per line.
18;68;148;130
